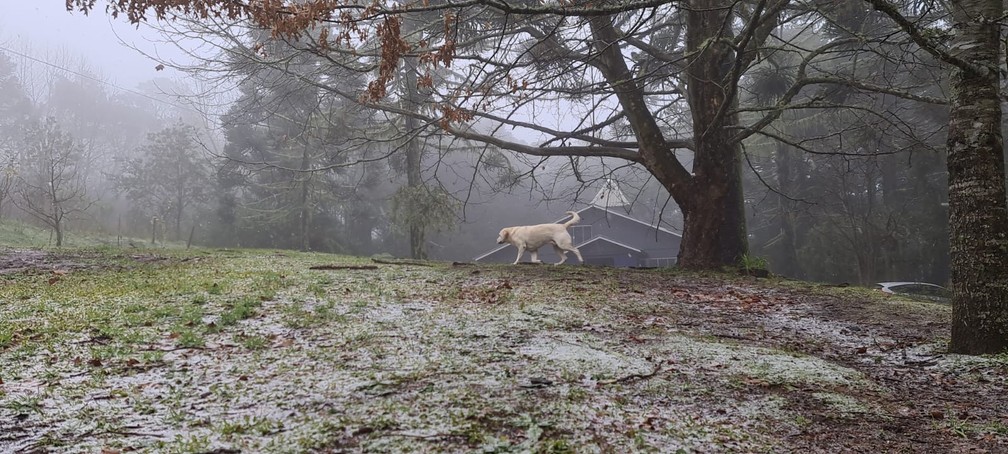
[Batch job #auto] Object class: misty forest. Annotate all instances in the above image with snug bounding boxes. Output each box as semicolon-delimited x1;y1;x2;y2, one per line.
0;0;1006;452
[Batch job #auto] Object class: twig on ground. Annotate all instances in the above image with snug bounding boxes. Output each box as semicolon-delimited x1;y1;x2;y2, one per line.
310;264;379;270
597;360;668;386
140;345;207;352
371;258;433;267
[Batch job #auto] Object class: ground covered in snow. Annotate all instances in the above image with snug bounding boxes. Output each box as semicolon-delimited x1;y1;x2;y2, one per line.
0;248;1005;453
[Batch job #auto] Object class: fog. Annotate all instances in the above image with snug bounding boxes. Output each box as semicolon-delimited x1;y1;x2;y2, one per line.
1;2;182;87
0;2;974;286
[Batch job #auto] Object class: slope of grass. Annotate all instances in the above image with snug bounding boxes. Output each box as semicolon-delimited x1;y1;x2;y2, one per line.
0;246;1003;453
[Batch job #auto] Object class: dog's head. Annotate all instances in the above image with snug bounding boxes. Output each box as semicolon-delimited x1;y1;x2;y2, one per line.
496;228;510;244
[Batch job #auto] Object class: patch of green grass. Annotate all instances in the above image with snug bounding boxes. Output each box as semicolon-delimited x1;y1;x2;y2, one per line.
156;433;213;453
4;394;43;414
0;324;13;349
207;282;225;295
214;296;263;329
740;253;769;271
175;329;205;348
219;415;284;438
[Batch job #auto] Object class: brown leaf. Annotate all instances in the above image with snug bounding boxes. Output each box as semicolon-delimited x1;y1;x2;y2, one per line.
48;276;61;285
87;358;103;367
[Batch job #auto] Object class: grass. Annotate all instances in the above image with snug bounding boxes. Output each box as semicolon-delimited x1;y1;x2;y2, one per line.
0;224;1003;453
0;219;182;249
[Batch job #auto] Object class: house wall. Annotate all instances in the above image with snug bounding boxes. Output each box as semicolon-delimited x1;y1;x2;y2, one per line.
576;207;681;261
579;239;644;267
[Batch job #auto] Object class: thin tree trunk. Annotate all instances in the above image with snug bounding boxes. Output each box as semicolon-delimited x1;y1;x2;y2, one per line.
774;141;801;277
299;138;312;252
403;54;425;260
946;0;1008;354
187;223;196;249
175;200;183;241
51;181;62;247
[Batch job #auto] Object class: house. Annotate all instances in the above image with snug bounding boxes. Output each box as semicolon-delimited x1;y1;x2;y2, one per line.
474;181;682;267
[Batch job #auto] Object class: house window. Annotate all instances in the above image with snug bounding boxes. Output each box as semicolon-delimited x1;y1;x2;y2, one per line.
569;225;592;245
645;257;677;268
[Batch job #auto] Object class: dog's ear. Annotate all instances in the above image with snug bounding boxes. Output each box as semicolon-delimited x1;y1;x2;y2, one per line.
500;230;509;240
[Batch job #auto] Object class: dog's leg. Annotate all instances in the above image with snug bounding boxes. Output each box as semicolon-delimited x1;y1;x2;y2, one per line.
513;245;526;265
529;249;542;264
571;246;584;264
552;244;568;265
559;244;583;264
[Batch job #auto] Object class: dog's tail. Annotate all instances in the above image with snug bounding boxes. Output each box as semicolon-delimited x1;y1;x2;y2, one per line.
562;211;580;228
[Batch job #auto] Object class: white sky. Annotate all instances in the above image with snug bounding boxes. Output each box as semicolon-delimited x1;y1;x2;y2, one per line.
0;1;185;88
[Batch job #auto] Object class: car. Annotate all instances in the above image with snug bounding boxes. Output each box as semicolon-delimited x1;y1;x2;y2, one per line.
875;282;950;302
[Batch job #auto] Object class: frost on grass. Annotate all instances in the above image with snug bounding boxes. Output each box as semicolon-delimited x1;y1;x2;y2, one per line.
654;334;868;388
4;252;1000;453
519;331;653;379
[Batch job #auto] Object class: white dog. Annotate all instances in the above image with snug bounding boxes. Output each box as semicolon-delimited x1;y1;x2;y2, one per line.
496;211;584;265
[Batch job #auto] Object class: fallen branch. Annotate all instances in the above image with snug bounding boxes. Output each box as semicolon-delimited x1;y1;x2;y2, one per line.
140;345;207;352
597;360;668;386
371;258;433;267
102;428;166;439
309;264;379;270
391;430;466;440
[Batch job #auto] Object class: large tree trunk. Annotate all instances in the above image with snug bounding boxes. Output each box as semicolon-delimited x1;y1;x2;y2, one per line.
589;10;746;269
679;0;748;268
946;0;1008;354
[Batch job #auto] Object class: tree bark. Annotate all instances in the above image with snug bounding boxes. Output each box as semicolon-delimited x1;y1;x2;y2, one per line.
299;138;312;252
588;10;749;269
403;54;426;260
50;173;63;247
678;0;748;268
774;141;801;278
946;0;1008;354
175;196;184;241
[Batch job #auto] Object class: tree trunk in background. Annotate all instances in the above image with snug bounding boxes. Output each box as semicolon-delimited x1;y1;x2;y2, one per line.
774;141;801;278
50;184;63;247
174;194;183;241
946;0;1008;354
403;55;426;260
299;139;312;252
679;0;748;268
